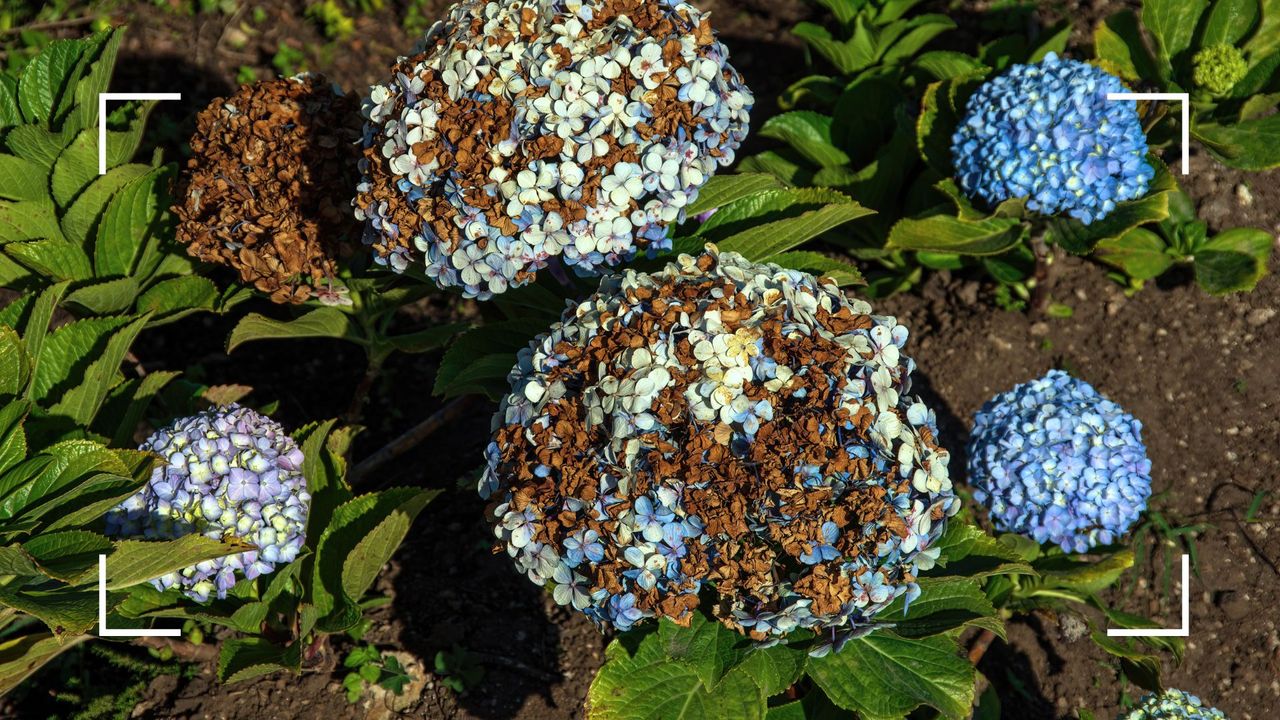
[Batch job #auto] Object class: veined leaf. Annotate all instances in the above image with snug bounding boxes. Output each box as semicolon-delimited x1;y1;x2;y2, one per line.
1142;0;1210;79
0;327;31;400
64;277;140;316
50;313;149;426
880;576;1004;639
686;174;785;217
1093;11;1161;82
1201;0;1260;47
0;632;89;695
433;319;547;397
0;199;62;244
696;187;855;239
1194;115;1280;170
1195;227;1274;294
30;316;130;403
766;250;865;286
93;166;168;277
757;112;850;169
0;400;28;476
887;214;1027;256
806;631;975;720
17;39;85;123
716;202;875;260
4;125;72;169
60;163;150;245
0;155;49;203
1094;228;1176;280
793;22;872;75
137;275;219;321
227;307;362;353
218;637;302;683
4;239;92;281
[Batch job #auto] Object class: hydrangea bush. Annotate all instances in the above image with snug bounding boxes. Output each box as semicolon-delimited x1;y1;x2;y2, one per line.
1120;688;1229;720
353;0;752;298
481;247;958;653
967;369;1152;553
106;405;310;601
951;53;1153;225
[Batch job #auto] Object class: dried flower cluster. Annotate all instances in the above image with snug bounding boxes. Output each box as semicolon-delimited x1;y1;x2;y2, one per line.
106;406;310;602
952;53;1153;225
967;370;1152;554
175;74;362;304
353;0;753;299
1121;689;1228;719
481;247;958;654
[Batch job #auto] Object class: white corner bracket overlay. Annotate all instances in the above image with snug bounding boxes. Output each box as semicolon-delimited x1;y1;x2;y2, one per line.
1107;553;1190;637
1105;92;1190;175
98;554;180;637
98;92;182;175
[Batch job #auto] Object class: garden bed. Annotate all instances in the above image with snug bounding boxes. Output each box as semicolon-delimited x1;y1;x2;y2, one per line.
1;0;1276;718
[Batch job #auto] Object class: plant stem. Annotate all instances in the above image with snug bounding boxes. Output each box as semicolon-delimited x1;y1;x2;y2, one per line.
345;349;389;424
350;396;480;485
133;636;219;663
967;628;996;665
1028;231;1055;315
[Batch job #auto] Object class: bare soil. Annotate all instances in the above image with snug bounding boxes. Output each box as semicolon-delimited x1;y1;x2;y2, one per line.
8;1;1278;718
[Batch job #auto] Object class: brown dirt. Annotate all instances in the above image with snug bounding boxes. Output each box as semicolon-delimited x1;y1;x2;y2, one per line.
8;1;1278;719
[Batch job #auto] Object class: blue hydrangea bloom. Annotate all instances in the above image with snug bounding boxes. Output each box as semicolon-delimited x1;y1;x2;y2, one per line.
951;52;1153;224
1120;688;1229;719
967;369;1151;553
482;247;959;655
105;405;310;602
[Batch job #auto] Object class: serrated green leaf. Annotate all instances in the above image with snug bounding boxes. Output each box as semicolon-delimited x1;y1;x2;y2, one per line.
1202;0;1260;47
5;238;92;281
67;30;123;134
658;613;753;690
1036;549;1134;594
64;277;140;315
227;307;362;353
1045;158;1174;254
51;130;100;209
736;150;815;187
384;322;470;354
793;22;871;75
686;174;786;217
916;74;985;176
807;630;974;720
588;628;766;720
1093;11;1161;81
0;440;128;520
913;51;989;80
0;400;28;476
1194;227;1274;294
927;521;1034;578
766;250;865;286
1194;115;1280;170
29;316;129;403
0;583;100;637
0;632;89;695
433;320;545;397
1143;0;1210;80
0;545;39;576
0;327;30;399
0;155;49;203
0;198;62;244
696;187;854;239
60;163;150;245
94;166;167;277
716;202;875;260
4;125;72;169
20;281;68;362
880;15;955;64
880;576;1004;639
1094;228;1176;280
733;643;807;697
17;39;85;123
0;77;21;129
49;314;148;426
218;637;302;683
758;112;850;169
136;275;218;320
23;529;112;582
105;534;254;590
887;214;1027;256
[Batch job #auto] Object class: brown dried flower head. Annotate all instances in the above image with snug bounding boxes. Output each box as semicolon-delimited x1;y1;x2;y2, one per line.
174;74;362;304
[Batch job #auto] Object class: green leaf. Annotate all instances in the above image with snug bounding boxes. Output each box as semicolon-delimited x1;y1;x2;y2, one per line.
104;370;179;447
657;613;752;690
0;328;31;400
1094;228;1176;280
806;630;975;720
880;576;1004;639
766;251;865;286
67;30;123;135
0;632;89;695
49;314;148;426
0;77;21;129
17;39;85;123
227;307;361;353
1027;22;1071;62
136;276;219;320
4;239;91;281
881;15;956;64
4;125;72;170
93;166;168;277
696;188;854;239
105;534;255;590
587;626;766;720
50;130;100;209
916;75;985;176
433;320;545;397
60;164;151;246
30;316;130;403
1194;227;1274;294
913;51;989;80
793;22;872;75
383;322;470;354
1142;0;1210;79
757;112;850;169
733;643;807;697
64;277;140;315
22;529;112;582
716;203;875;260
1035;549;1135;594
0;400;28;476
1045;158;1175;254
1093;11;1161;81
736;150;815;187
1194;115;1280;170
0;584;100;636
686;174;785;217
1201;0;1260;46
0;440;128;520
1246;0;1280;57
927;521;1034;578
887;214;1027;256
218;637;302;683
0;199;63;244
0;155;50;203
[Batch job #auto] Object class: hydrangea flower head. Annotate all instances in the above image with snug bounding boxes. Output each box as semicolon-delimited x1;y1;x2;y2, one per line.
481;247;959;654
105;405;310;602
353;0;753;299
967;369;1152;553
951;52;1153;225
1120;688;1229;719
1192;45;1247;95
